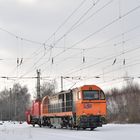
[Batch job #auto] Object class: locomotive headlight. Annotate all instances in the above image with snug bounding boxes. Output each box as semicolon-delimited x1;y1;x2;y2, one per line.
82;112;86;115
97;112;100;115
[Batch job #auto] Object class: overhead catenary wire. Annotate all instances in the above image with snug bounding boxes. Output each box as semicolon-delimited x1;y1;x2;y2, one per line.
60;0;114;37
10;0;91;79
67;72;140;91
0;26;49;78
42;51;140;88
65;44;140;75
50;4;140;62
2;1;140;90
12;0;91;79
61;33;140;76
51;5;140;76
36;0;101;72
90;72;140;88
39;23;140;75
46;23;140;52
86;24;140;50
10;0;113;79
0;27;42;45
52;0;100;46
35;34;140;80
18;47;53;78
44;0;87;44
83;61;140;82
41;0;114;52
6;44;46;77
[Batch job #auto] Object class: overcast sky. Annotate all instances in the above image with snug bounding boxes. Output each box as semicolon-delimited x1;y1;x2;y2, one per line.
0;0;140;94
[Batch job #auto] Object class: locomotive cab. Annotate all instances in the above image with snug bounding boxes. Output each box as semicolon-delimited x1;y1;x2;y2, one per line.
75;85;106;129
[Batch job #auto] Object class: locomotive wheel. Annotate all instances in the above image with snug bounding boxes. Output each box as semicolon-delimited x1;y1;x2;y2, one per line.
90;128;95;131
49;124;53;128
38;120;42;127
69;126;73;130
76;127;80;130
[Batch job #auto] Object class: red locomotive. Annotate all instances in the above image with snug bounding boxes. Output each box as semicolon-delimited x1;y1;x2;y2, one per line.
26;85;107;130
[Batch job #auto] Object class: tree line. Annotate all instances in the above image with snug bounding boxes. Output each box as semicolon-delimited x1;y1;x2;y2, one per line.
106;81;140;123
0;83;30;121
0;81;56;121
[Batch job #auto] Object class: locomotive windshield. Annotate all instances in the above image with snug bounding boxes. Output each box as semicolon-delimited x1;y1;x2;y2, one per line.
83;90;99;100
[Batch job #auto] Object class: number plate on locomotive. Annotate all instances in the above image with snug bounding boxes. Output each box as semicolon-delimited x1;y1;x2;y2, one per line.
84;103;92;109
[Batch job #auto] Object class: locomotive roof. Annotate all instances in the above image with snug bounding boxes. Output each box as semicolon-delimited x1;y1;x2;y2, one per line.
49;85;102;97
53;89;73;95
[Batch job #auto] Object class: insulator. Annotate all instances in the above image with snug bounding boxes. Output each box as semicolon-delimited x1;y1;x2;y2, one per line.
83;56;85;63
112;58;116;65
52;58;54;64
123;59;125;65
20;58;23;65
17;58;19;66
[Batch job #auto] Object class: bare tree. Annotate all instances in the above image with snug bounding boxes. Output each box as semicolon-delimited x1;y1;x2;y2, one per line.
40;81;56;98
106;81;140;123
0;83;31;121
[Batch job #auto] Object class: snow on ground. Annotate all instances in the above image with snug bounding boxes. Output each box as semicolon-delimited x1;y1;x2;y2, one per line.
0;122;140;140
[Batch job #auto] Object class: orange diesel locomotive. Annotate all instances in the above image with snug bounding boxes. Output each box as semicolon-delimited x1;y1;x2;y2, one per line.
26;85;106;130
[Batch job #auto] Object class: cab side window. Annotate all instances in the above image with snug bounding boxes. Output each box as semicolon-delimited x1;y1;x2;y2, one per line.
100;91;105;100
